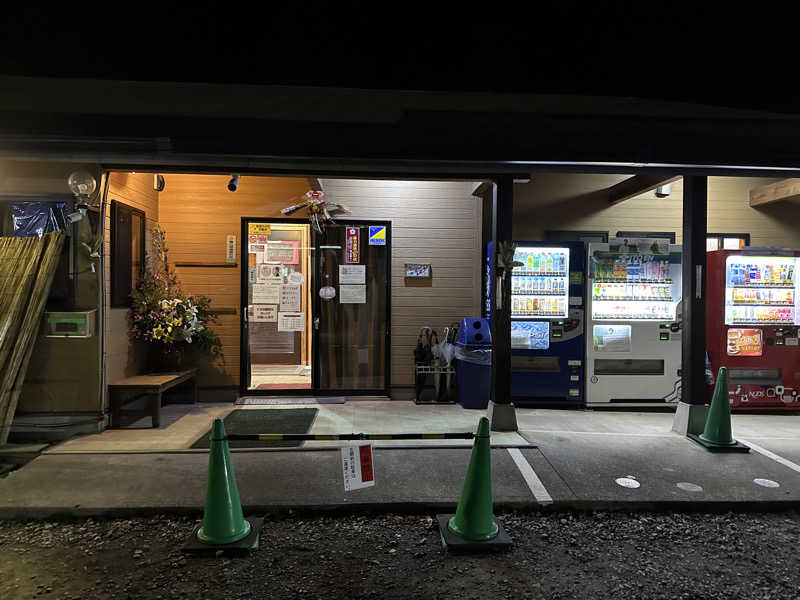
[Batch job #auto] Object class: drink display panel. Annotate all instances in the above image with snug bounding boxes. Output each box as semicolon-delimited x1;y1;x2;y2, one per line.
725;256;799;325
590;253;678;321
511;246;569;318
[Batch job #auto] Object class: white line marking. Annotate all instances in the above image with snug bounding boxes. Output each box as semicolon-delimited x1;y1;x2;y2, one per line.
738;438;800;475
507;448;553;505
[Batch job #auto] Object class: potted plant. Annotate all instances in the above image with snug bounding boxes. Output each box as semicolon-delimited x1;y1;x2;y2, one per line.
129;226;222;371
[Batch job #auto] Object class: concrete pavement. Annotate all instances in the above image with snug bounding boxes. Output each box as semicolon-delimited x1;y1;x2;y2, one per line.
2;405;800;518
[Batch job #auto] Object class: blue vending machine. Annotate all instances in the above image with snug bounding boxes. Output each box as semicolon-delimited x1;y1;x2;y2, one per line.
486;241;586;407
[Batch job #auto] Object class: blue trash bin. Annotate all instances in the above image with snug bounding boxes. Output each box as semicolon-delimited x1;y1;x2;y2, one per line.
455;318;492;409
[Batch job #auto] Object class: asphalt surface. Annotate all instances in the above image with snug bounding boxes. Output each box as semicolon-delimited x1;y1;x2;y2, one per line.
2;511;799;600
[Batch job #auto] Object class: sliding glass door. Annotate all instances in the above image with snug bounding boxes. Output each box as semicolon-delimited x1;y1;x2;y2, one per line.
315;222;391;393
241;219;313;392
241;218;390;395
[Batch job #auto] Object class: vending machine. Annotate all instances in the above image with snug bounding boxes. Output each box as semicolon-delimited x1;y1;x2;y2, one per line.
706;248;800;410
585;238;683;406
486;241;586;407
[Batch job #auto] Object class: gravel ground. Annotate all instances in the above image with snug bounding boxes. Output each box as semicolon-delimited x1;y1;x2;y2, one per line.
1;511;799;600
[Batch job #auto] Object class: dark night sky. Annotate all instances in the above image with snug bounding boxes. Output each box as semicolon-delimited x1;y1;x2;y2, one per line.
2;3;798;114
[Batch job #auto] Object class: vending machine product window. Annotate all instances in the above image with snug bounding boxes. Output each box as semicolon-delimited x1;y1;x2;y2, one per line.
511;246;570;319
724;255;798;326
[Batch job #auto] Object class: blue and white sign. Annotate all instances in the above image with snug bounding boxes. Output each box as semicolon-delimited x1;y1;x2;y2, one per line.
368;226;387;245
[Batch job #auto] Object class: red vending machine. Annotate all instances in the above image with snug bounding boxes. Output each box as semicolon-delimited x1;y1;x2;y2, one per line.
706;249;800;410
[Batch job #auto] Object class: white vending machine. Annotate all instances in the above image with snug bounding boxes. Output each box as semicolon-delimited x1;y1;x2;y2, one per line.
585;238;683;406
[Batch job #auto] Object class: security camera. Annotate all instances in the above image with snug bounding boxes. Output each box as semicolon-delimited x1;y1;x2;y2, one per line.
227;174;240;192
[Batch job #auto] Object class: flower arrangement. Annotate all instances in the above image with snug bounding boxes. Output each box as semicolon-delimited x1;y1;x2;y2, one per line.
129;226;223;360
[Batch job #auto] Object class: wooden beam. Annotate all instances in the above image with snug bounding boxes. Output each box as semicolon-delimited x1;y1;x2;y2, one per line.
749;178;800;207
607;175;681;205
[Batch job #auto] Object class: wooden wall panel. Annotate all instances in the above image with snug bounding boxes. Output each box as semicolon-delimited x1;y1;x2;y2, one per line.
157;175;310;387
320;179;482;387
157;175;482;390
105;172;159;388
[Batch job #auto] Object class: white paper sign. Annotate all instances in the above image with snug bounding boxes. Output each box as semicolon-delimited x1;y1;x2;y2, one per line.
339;264;366;284
258;263;282;282
340;284;366;304
226;235;237;264
253;281;280;304
341;444;375;491
280;284;302;312
288;271;305;284
278;312;305;332
249;305;277;322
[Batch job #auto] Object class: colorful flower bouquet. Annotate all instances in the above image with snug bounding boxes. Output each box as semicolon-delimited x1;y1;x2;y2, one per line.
129;226;222;368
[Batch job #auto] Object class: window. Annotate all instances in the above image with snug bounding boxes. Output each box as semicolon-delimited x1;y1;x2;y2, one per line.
110;200;145;307
707;233;750;252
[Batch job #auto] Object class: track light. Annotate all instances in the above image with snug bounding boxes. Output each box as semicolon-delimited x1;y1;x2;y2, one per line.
227;174;240;192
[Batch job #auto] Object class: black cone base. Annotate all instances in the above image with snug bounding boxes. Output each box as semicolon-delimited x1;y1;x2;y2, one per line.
688;434;750;453
436;514;512;553
182;517;263;555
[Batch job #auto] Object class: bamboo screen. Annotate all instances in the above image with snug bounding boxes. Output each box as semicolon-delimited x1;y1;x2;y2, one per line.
0;232;66;444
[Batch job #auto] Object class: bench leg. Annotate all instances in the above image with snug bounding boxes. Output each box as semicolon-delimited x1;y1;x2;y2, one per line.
111;391;121;428
152;392;161;428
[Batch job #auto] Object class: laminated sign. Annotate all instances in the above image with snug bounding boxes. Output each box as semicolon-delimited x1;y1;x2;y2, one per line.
345;227;360;263
341;444;375;491
368;226;386;246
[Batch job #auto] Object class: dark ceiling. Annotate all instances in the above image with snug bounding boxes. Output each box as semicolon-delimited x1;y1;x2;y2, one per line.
1;4;798;114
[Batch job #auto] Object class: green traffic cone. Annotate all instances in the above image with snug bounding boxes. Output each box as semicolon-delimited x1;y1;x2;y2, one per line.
448;417;500;541
197;419;252;544
699;367;736;446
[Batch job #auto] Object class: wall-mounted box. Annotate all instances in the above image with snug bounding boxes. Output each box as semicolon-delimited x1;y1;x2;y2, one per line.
45;309;97;338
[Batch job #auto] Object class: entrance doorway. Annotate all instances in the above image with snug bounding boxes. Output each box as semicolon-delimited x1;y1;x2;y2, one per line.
241;218;390;395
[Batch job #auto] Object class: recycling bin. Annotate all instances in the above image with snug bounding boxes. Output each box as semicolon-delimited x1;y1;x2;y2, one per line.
455;318;492;409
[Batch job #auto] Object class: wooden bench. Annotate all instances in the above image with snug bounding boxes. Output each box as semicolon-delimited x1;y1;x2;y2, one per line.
109;368;198;428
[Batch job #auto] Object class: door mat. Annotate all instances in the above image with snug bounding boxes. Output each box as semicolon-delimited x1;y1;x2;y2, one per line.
236;397;346;405
191;408;318;449
255;383;312;390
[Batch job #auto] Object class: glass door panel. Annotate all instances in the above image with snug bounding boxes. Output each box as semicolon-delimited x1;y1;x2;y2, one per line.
243;220;312;392
316;222;390;392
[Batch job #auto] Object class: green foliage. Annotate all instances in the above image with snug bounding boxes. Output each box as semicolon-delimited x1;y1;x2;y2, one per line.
129;225;223;360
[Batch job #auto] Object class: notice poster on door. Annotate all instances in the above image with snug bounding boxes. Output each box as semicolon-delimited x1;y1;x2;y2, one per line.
727;328;763;356
258;263;283;282
280;284;302;312
248;223;271;235
278;312;305;332
340;284;366;304
226;235;237;263
249;305;277;322
345;227;360;263
267;240;299;264
593;325;632;352
339;264;366;284
252;281;281;304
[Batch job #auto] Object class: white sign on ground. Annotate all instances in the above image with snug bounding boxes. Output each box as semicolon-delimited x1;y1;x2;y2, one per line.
341;444;375;491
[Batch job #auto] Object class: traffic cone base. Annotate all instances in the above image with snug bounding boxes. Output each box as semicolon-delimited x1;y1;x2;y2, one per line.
184;517;263;555
688;367;749;454
436;416;511;552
